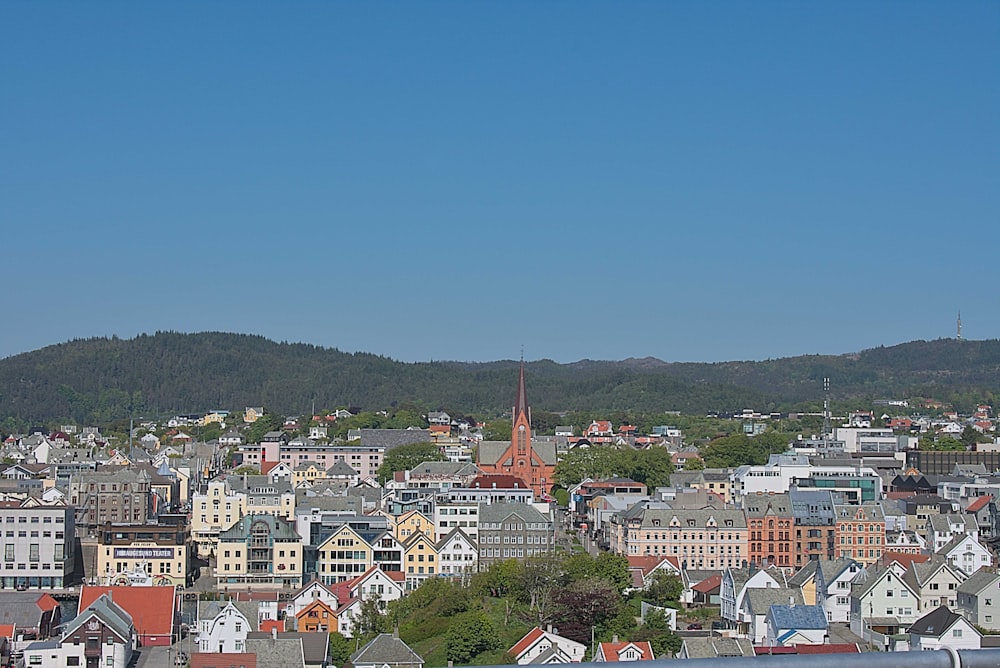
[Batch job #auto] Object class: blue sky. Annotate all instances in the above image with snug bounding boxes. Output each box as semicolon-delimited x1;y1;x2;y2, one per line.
2;2;997;364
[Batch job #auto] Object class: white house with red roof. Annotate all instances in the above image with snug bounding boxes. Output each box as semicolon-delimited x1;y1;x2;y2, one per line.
624;555;680;593
349;566;406;607
594;638;654;662
585;421;614;438
509;626;586;664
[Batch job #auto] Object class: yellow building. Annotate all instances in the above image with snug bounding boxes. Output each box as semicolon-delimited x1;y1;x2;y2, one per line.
393;510;434;542
317;525;374;585
215;514;302;589
402;531;438;591
96;523;189;587
292;462;328;488
191;478;247;557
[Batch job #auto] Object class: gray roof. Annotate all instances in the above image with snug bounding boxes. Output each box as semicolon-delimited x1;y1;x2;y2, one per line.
351;632;424;666
347;429;432;450
245;637;306;668
744;588;803;616
64;593;133;642
477;440;557;467
744;493;791;517
0;592;56;629
909;606;972;638
682;637;754;659
327;460;359;476
789;489;837;524
957;569;1000;596
478;503;551;525
767;603;828;630
219;513;300;541
247;632;328;665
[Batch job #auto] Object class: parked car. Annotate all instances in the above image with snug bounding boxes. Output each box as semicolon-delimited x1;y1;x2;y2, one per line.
687;623;703;630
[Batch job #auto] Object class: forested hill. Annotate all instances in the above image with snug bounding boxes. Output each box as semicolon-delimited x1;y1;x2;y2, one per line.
1;332;999;424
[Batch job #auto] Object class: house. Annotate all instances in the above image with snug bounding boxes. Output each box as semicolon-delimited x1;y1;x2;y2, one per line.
295;599;337;633
903;557;966;613
908;606;982;652
720;566;785;635
78;585;177;647
741;588;803;643
849;563;920;643
197;600;252;653
350;630;424;668
349;567;406;608
788;557;864;623
937;532;992;576
593;637;654;662
624;556;681;594
285;579;341;621
585;421;615;438
764;603;829;646
957;570;1000;631
23;593;135;668
510;626;587;664
436;528;478;581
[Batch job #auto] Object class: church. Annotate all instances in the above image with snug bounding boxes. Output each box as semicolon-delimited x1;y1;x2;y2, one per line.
476;361;557;500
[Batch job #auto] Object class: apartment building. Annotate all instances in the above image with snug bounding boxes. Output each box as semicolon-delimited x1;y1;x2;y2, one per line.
0;499;75;589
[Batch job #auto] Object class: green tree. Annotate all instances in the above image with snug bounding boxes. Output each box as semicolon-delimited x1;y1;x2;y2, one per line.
482;419;512;441
376;442;445;485
244;413;284;444
634;609;682;658
683;457;705;471
644;570;683;606
627;449;674;489
232;465;260;476
353;596;390;642
328;632;353;666
445;611;501;664
919;436;967;451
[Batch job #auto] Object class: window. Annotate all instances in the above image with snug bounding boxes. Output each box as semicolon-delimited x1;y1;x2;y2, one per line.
953;629;963;638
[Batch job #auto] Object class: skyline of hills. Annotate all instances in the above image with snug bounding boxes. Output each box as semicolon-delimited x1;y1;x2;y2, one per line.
1;331;998;425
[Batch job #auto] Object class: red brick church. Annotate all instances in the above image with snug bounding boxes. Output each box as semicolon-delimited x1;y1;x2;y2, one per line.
476;361;557;500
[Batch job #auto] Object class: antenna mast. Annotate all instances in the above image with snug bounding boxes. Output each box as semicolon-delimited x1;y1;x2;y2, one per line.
822;377;831;448
957;311;963;340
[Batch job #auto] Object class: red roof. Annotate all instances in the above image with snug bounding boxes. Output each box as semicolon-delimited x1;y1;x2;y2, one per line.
882;552;930;569
626;555;679;576
78;586;176;638
259;619;283;634
754;644;860;655
36;593;60;613
967;496;993;513
597;640;654;662
260;460;279;475
510;627;547;657
468;474;530;490
0;624;14;639
191;653;258;668
692;574;722;594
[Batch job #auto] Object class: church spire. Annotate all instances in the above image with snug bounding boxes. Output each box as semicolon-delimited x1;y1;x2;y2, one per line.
514;358;529;424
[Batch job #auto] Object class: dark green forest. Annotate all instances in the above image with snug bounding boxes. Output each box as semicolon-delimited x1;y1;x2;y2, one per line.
1;331;998;425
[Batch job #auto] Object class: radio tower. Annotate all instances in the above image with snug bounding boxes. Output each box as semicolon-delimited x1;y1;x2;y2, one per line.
957;311;963;340
822;377;831;444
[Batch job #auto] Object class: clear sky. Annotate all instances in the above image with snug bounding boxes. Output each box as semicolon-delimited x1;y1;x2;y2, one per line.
2;2;997;364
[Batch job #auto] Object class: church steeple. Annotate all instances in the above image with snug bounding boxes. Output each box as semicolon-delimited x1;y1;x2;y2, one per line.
514;358;530;425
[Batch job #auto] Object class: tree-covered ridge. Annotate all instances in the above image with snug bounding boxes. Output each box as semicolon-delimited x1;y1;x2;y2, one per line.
1;331;998;424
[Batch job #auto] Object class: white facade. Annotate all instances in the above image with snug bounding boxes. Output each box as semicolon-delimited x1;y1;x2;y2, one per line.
198;601;251;654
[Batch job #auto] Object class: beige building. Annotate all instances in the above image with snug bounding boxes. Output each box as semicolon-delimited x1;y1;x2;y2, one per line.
215;514;302;590
95;522;189;586
609;505;747;570
191;474;295;557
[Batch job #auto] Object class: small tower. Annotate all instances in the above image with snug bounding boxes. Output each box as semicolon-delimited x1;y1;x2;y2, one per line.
957;311;963;340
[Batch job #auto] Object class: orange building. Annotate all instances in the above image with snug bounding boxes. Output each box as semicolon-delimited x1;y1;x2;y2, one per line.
476;362;556;500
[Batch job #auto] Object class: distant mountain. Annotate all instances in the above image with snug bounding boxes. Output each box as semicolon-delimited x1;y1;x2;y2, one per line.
0;332;998;424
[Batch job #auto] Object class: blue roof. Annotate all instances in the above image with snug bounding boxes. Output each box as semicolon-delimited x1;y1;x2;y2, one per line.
767;604;828;630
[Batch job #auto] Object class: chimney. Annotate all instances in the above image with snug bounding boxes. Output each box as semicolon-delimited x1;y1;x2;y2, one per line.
612;635;618;643
547;625;552;633
271;627;277;641
789;596;795;608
